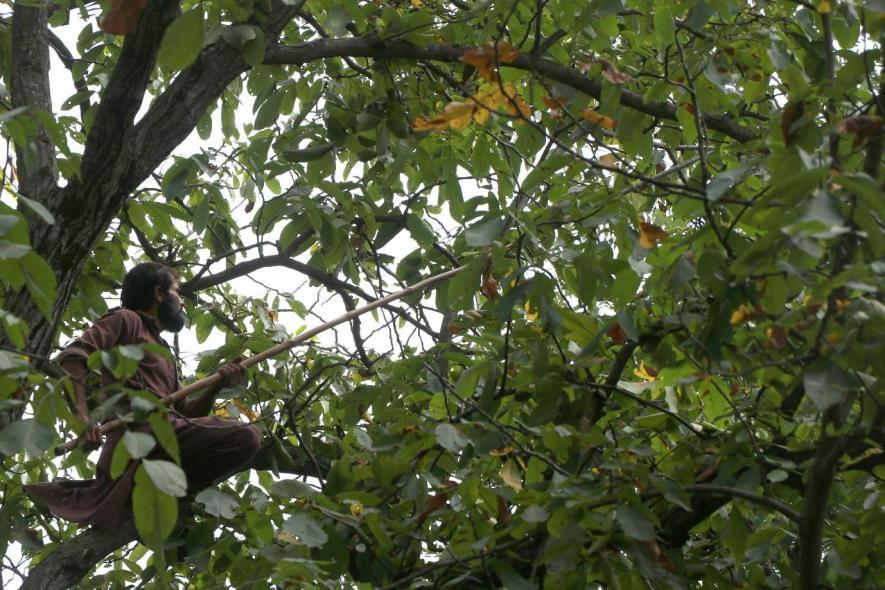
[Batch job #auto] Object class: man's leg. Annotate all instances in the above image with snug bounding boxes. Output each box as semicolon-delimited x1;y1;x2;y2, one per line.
171;417;262;491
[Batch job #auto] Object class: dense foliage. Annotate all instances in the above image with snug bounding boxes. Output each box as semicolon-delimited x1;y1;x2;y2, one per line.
0;0;882;588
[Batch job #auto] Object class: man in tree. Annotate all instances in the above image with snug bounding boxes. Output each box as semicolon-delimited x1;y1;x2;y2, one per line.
24;262;262;528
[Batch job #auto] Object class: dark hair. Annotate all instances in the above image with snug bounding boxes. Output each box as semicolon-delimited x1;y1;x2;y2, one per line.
121;262;180;311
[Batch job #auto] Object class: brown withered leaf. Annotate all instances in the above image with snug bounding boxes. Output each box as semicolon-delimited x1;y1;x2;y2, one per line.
607;322;626;344
481;275;498;299
461;41;521;82
542;95;568;111
580;108;617;129
836;115;883;148
781;101;805;145
496;496;512;526
600;58;632;84
695;456;721;482
638;221;669;248
766;325;789;349
646;539;676;573
100;0;148;35
416;493;449;525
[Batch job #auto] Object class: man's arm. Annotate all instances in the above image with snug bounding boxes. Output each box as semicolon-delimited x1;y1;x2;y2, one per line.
177;361;246;418
57;309;140;450
61;358;103;451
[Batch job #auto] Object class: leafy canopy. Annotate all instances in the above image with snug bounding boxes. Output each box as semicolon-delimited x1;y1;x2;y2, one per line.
0;0;883;588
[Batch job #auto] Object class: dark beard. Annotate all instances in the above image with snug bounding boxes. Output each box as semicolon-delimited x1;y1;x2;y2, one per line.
158;297;186;333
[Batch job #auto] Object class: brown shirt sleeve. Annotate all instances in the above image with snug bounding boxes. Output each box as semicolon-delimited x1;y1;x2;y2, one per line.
57;309;142;365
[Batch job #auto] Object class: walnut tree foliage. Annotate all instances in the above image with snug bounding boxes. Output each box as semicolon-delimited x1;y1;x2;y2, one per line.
0;0;883;588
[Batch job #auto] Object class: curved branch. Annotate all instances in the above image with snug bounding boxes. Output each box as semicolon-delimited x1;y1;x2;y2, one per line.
264;38;758;143
179;253;440;340
21;521;137;590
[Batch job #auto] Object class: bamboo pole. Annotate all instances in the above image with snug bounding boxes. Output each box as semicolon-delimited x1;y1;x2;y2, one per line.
55;265;465;455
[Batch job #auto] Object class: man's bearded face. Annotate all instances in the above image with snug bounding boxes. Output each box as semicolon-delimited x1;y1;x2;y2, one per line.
158;289;186;333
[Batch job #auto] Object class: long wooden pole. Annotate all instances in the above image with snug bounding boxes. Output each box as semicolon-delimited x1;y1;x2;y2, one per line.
55;265;465;455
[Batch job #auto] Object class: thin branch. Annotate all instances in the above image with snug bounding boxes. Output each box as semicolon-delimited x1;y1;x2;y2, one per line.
180;253;440;339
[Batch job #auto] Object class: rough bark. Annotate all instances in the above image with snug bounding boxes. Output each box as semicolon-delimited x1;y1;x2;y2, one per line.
10;0;57;201
20;521;138;590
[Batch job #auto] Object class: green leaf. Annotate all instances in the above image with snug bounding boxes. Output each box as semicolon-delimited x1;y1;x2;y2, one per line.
282;142;334;162
142;458;188;497
616;505;655;541
838;173;885;219
435;423;469;452
123;431;156;459
270;479;319;497
0;215;19;235
803;360;859;411
464;216;505;247
445;262;481;311
493;562;535;590
255;91;284;130
522;505;549;523
0;419;54;456
149;412;180;464
766;168;827;205
706;165;754;202
133;464;178;545
16;195;55;224
222;25;265;66
157;9;204;73
282;512;328;548
653;3;676;53
0;241;30;259
195;488;239;519
616;110;654;157
723;508;749;566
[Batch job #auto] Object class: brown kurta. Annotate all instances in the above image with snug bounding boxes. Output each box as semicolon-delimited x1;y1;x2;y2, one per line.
24;308;261;528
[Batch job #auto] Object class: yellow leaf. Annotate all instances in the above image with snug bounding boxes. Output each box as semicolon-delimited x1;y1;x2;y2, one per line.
413;84;532;132
580;109;617;129
461;42;521;82
730;304;752;325
500;458;523;492
817;0;831;12
233;400;258;421
410;0;423;6
598;153;619;167
412;101;475;131
524;301;538;322
633;361;658;381
638;221;669;248
276;530;299;544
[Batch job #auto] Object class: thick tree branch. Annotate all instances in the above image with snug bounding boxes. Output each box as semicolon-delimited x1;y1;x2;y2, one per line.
23;441;323;589
10;0;58;201
799;432;849;590
20;521;137;590
264;38;758;143
127;0;304;183
57;0;180;220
